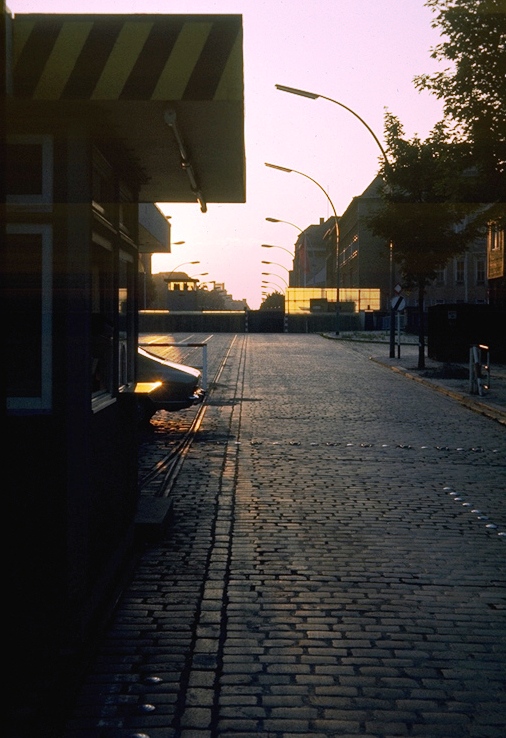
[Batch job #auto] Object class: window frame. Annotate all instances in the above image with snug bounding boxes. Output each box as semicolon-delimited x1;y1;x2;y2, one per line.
6;223;53;412
6;134;54;212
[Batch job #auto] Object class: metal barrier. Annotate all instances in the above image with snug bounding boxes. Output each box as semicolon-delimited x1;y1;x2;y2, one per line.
469;344;490;396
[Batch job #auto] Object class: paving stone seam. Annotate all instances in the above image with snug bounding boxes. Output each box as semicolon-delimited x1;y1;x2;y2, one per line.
178;335;247;736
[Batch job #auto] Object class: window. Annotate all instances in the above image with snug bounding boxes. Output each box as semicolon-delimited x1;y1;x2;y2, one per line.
119;183;136;238
489;223;504;251
435;266;446;285
6;225;53;412
118;251;135;389
92;149;115;223
476;259;485;285
6;135;53;210
455;259;465;285
91;234;114;406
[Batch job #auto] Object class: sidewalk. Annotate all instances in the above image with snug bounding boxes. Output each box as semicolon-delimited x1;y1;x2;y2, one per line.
323;332;506;427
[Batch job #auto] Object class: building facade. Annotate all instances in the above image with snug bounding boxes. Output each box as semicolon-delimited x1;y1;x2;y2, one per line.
4;11;245;725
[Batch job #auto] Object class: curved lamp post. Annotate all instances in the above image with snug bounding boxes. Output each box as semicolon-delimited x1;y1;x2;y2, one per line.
275;85;389;166
275;84;396;354
265;217;303;233
165;260;200;282
265;162;341;334
262;271;288;287
261;243;294;258
262;279;286;292
261;259;290;274
164;261;201;303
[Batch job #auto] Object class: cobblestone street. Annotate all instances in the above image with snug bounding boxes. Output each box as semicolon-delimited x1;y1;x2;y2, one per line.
62;334;505;738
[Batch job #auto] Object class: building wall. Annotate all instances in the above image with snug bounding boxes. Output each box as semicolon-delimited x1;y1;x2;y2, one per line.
292;218;332;287
6;114;142;704
338;177;391;310
337;176;490;315
420;238;488;307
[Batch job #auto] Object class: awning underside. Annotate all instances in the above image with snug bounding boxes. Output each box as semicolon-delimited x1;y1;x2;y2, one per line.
10;13;246;205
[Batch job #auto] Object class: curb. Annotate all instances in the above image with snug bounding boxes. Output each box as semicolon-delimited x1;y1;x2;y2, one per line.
371;357;506;427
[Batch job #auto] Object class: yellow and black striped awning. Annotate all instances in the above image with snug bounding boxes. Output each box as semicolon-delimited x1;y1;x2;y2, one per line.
9;14;245;204
12;14;243;101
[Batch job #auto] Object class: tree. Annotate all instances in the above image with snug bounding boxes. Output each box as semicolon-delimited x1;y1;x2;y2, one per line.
196;286;227;310
260;291;285;310
367;113;481;368
414;0;506;218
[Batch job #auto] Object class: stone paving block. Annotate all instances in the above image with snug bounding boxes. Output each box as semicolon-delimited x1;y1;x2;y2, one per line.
58;335;506;738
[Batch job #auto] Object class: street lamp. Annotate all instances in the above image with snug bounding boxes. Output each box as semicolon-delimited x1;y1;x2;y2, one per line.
261;243;294;258
265;162;340;334
262;271;288;287
265;217;303;233
262;279;285;290
164;260;200;286
275;84;396;354
261;260;290;273
275;85;389;166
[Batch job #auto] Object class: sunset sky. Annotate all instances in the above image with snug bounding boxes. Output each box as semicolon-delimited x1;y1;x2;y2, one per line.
9;0;447;308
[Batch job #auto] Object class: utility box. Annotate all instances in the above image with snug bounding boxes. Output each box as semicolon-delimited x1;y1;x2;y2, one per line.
428;304;506;362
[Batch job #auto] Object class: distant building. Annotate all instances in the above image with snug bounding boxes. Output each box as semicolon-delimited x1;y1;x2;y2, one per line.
163;272;201;310
338;177;391;311
336;176;490;319
291;218;332;287
487;221;505;308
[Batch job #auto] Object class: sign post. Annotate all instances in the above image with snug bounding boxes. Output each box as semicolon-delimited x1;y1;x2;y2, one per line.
391;294;406;358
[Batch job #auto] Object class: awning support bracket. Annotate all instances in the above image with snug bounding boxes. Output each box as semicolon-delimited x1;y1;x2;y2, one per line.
164;108;207;213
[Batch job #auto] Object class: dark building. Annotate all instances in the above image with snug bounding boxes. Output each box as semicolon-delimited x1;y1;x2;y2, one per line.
338;176;391;311
4;11;245;727
292;217;333;287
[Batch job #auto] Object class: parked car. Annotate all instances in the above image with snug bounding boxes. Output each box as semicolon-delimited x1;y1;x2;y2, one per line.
135;346;205;422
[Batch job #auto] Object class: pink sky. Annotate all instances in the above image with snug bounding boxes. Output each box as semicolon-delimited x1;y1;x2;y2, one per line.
9;0;445;308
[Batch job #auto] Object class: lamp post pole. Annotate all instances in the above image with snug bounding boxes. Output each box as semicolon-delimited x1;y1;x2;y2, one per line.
261;272;288;288
265;162;340;335
275;85;389;163
275;84;396;356
261;259;290;274
164;261;200;309
265;219;309;287
266;218;305;284
261;243;294;258
165;260;200;283
262;280;286;293
265;217;303;233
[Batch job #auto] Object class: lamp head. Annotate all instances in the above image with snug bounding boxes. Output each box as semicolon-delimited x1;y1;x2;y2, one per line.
265;162;292;173
275;84;319;100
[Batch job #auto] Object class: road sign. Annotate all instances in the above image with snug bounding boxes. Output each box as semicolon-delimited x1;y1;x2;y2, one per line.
394;283;402;294
391;295;406;311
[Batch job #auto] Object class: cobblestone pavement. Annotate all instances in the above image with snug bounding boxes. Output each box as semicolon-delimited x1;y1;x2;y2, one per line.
62;334;505;738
